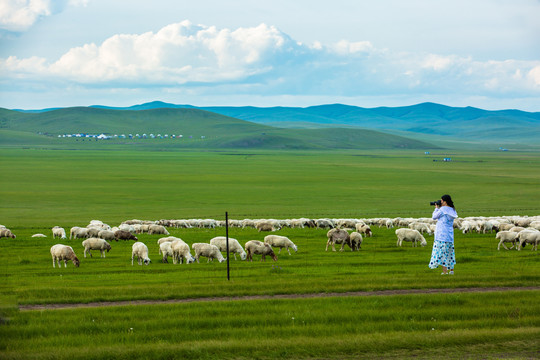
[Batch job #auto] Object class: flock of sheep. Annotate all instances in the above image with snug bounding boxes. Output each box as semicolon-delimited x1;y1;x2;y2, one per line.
1;214;539;269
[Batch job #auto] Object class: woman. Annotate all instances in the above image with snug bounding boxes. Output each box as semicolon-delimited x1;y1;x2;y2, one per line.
429;194;458;275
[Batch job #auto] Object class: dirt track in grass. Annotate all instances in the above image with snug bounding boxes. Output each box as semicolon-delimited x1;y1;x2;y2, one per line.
18;286;539;311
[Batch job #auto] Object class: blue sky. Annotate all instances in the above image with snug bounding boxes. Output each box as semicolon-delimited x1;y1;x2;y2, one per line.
1;0;539;110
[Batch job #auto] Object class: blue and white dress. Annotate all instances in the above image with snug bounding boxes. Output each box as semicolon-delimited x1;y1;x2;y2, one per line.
429;206;458;270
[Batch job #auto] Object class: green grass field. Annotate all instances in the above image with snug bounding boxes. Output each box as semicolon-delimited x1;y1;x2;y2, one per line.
1;145;539;359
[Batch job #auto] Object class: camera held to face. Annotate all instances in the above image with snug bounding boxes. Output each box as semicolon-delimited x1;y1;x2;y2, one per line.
430;200;442;206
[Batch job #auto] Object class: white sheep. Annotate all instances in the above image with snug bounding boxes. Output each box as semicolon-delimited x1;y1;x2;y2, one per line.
171;240;195;264
263;235;298;255
50;244;80;268
148;224;170;235
245;240;277;262
355;223;373;237
210;236;247;260
71;227;90;239
32;233;47;238
349;232;363;250
157;236;180;246
82;238;112;258
52;226;67;239
517;229;540;251
159;242;174;263
191;243;226;263
496;231;519;250
408;222;432;235
69;226;81;239
0;228;16;239
132;242;151;265
395;228;427;247
97;230;116;241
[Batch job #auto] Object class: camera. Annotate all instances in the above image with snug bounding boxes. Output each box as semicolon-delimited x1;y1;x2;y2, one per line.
430;200;442;206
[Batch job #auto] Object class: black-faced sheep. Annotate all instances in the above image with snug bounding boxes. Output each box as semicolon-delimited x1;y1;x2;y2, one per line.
114;230;138;241
191;243;226;263
132;242;151;265
52;226;66;239
395;228;427;247
82;238;112;258
263;235;298;255
326;228;352;252
50;244;80;268
210;236;247;260
0;229;16;239
245;240;277;262
517;229;540;251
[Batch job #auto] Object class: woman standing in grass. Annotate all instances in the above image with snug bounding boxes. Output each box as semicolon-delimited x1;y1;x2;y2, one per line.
429;194;458;275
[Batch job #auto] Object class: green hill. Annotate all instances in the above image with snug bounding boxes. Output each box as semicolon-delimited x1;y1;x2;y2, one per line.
0;107;436;150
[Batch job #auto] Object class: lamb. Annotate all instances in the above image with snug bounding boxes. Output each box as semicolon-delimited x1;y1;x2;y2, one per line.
131;242;151;265
496;231;519;250
114;230;138;241
326;228;352;252
0;228;16;239
191;243;226;263
171;240;195;264
263;235;298;255
52;226;67;239
82;238;112;258
148;224;170;235
50;244;80;268
210;236;247;260
244;240;277;262
517;229;540;251
349;232;363;250
395;228;427;247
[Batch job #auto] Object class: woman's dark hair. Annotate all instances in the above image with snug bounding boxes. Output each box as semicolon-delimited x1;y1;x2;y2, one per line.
441;194;455;209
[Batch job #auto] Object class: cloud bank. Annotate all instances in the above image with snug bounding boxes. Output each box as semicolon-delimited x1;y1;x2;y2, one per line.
1;20;539;108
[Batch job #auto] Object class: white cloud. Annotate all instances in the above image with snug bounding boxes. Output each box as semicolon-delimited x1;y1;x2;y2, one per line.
0;0;88;32
1;20;539;108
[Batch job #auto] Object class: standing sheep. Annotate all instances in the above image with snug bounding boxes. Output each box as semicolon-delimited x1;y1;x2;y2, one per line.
114;230;138;241
349;232;363;251
0;229;16;239
496;231;519;250
148;224;170;235
72;227;90;239
52;226;66;239
50;244;80;268
263;235;298;255
159;242;174;263
245;240;278;262
326;228;352;252
210;236;247;260
132;242;151;265
82;238;112;258
355;224;373;237
191;243;226;263
517;230;540;251
171;240;196;264
395;228;427;247
97;230;116;241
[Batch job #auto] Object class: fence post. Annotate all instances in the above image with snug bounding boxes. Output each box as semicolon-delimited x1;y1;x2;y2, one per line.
226;211;230;281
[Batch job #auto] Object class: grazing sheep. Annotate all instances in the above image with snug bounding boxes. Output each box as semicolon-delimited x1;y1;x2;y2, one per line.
82;238;112;258
408;222;432;235
255;220;280;232
131;242;151;265
86;227;101;238
316;219;335;229
263;235;298;255
0;228;16;239
72;227;90;239
210;236;247;260
114;230;138;241
191;243;226;263
326;228;352;252
97;230;116;241
245;240;277;262
517;229;540;251
118;224;136;233
496;231;519;250
395;228;427;247
349;232;363;250
171;240;195;264
159;242;174;263
50;244;80;268
157;236;180;246
498;223;515;232
32;234;47;238
355;224;373;237
148;224;170;235
509;226;526;233
69;226;82;239
52;226;67;239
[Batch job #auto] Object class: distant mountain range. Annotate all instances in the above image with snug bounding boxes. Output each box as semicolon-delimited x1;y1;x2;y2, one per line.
5;101;540;148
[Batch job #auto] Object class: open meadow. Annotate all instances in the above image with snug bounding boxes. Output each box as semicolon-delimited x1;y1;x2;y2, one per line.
1;145;539;359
